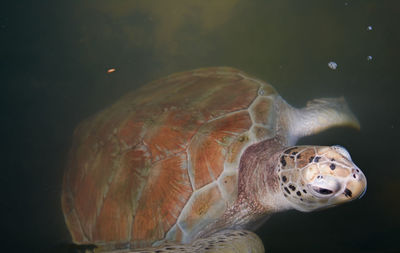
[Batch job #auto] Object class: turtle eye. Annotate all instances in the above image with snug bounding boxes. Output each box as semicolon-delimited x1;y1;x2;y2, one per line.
314;187;333;195
310;186;334;196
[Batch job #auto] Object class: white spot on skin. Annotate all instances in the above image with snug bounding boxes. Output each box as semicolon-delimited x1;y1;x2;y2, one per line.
328;61;337;70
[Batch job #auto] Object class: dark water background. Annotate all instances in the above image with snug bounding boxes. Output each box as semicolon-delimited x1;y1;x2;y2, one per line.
1;0;399;252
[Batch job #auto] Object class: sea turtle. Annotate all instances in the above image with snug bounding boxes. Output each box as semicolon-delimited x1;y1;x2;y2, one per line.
61;67;367;252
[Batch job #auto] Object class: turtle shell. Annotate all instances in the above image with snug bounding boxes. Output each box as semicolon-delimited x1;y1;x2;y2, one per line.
61;67;278;248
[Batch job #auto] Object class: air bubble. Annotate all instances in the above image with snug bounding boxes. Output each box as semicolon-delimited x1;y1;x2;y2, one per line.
328;61;337;70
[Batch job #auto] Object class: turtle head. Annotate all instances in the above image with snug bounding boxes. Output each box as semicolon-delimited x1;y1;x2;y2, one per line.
276;145;367;212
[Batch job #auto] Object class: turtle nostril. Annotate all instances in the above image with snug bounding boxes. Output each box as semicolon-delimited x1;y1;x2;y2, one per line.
352;169;362;180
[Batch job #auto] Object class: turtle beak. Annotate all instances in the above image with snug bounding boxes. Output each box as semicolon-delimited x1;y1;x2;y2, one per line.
358;183;367;199
334;167;367;204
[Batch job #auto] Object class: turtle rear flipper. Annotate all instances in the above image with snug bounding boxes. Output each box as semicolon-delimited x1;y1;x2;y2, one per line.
283;97;360;145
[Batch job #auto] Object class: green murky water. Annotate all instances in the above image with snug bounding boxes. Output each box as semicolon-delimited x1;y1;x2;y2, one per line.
2;0;399;252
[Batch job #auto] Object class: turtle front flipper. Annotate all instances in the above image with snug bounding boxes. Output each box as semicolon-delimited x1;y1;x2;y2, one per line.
282;97;360;144
127;230;264;253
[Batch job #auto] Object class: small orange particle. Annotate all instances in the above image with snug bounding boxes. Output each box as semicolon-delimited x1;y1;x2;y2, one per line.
107;68;116;73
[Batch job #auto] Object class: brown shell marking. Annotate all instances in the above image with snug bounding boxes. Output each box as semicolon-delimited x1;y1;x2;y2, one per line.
177;183;226;234
61;67;277;246
92;148;147;241
132;153;192;242
143;109;199;162
226;134;250;165
189;111;252;189
251;97;273;125
217;171;238;203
